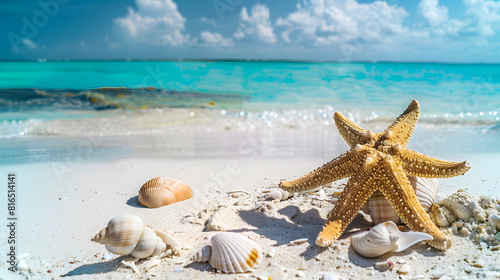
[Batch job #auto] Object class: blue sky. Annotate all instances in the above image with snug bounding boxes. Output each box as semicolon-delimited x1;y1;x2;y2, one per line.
2;0;500;62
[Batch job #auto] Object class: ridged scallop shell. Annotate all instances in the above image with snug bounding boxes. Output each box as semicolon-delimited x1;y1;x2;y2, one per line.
191;232;263;273
363;176;439;224
350;221;433;258
139;177;193;208
91;214;176;259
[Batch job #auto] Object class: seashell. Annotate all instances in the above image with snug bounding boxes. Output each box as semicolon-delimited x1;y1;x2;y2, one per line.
91;215;170;259
470;201;487;222
351;221;433;258
397;263;411;275
374;261;394;271
363;176;439;224
441;189;474;220
191;232;263;273
490;214;500;231
138;177;193;208
266;189;289;201
120;260;139;273
190;245;211;263
429;203;451;227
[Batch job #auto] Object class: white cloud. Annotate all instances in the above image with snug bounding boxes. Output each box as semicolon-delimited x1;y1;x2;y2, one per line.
200;31;233;47
275;0;409;45
22;39;37;49
234;4;276;43
114;0;189;46
418;0;449;26
201;17;217;27
464;0;500;36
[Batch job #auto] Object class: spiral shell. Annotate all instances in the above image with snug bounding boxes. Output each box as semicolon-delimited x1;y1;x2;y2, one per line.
91;214;176;259
191;232;263;273
351;221;432;258
440;189;475;220
139;177;193;208
363;176;439;224
429;203;452;227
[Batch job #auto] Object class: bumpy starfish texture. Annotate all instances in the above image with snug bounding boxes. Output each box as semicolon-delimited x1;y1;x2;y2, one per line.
279;100;471;250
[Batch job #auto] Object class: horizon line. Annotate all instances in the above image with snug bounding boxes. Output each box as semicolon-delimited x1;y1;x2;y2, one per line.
1;58;500;65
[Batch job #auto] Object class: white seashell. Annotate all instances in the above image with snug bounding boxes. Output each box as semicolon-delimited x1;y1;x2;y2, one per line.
191;232;263;273
441;189;474;220
351;221;433;258
143;258;161;271
120;260;139;273
15;259;29;271
374;261;394;271
91;215;170;259
490;214;500;231
470;201;487;222
266;189;289;201
363;176;439;224
429;203;450;227
138;177;193;208
397;263;411;275
410;176;439;212
190;245;211;263
289;238;308;245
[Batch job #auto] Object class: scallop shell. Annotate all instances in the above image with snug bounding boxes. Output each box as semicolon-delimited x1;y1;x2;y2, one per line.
191;232;263;273
350;221;433;258
139;177;193;208
91;214;174;259
363;176;439;224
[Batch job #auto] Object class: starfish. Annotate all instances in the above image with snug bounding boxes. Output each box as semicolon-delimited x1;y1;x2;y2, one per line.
279;100;470;250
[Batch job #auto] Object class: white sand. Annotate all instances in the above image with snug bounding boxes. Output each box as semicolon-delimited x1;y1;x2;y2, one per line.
1;152;499;280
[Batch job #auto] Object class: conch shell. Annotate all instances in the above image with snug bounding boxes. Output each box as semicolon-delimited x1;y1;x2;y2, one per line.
190;232;263;273
362;176;439;224
139;177;193;208
91;214;180;258
350;221;433;258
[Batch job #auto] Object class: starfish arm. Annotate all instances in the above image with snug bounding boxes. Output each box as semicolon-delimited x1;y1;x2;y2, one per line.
334;112;368;148
397;148;471;178
279;149;362;193
316;171;376;247
380;158;452;250
383;100;420;146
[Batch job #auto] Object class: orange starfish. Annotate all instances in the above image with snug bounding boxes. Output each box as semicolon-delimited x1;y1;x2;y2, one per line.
279;100;470;250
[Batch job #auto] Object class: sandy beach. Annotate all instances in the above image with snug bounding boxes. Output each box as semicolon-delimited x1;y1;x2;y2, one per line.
1;124;499;280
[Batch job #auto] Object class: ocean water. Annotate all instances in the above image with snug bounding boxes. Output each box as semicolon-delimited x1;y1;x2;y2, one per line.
0;61;499;163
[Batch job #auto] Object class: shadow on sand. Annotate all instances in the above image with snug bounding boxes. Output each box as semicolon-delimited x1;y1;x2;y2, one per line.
62;256;125;277
126;195;145;208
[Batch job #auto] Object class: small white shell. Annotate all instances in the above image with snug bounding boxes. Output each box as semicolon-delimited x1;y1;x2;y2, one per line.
490;214;500;231
192;232;263;273
429;203;451;227
266;189;289;201
139;177;193;208
351;221;433;258
363;176;439;224
190;245;211;263
91;215;172;259
374;261;394;271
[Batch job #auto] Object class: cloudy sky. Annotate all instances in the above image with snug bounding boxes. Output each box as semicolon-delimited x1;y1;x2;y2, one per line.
2;0;500;62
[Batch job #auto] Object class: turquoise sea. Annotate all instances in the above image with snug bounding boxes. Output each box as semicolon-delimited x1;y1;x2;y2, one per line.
1;61;499;163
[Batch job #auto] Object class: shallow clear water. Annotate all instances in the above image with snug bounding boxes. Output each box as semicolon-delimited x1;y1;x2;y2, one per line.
0;61;499;163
